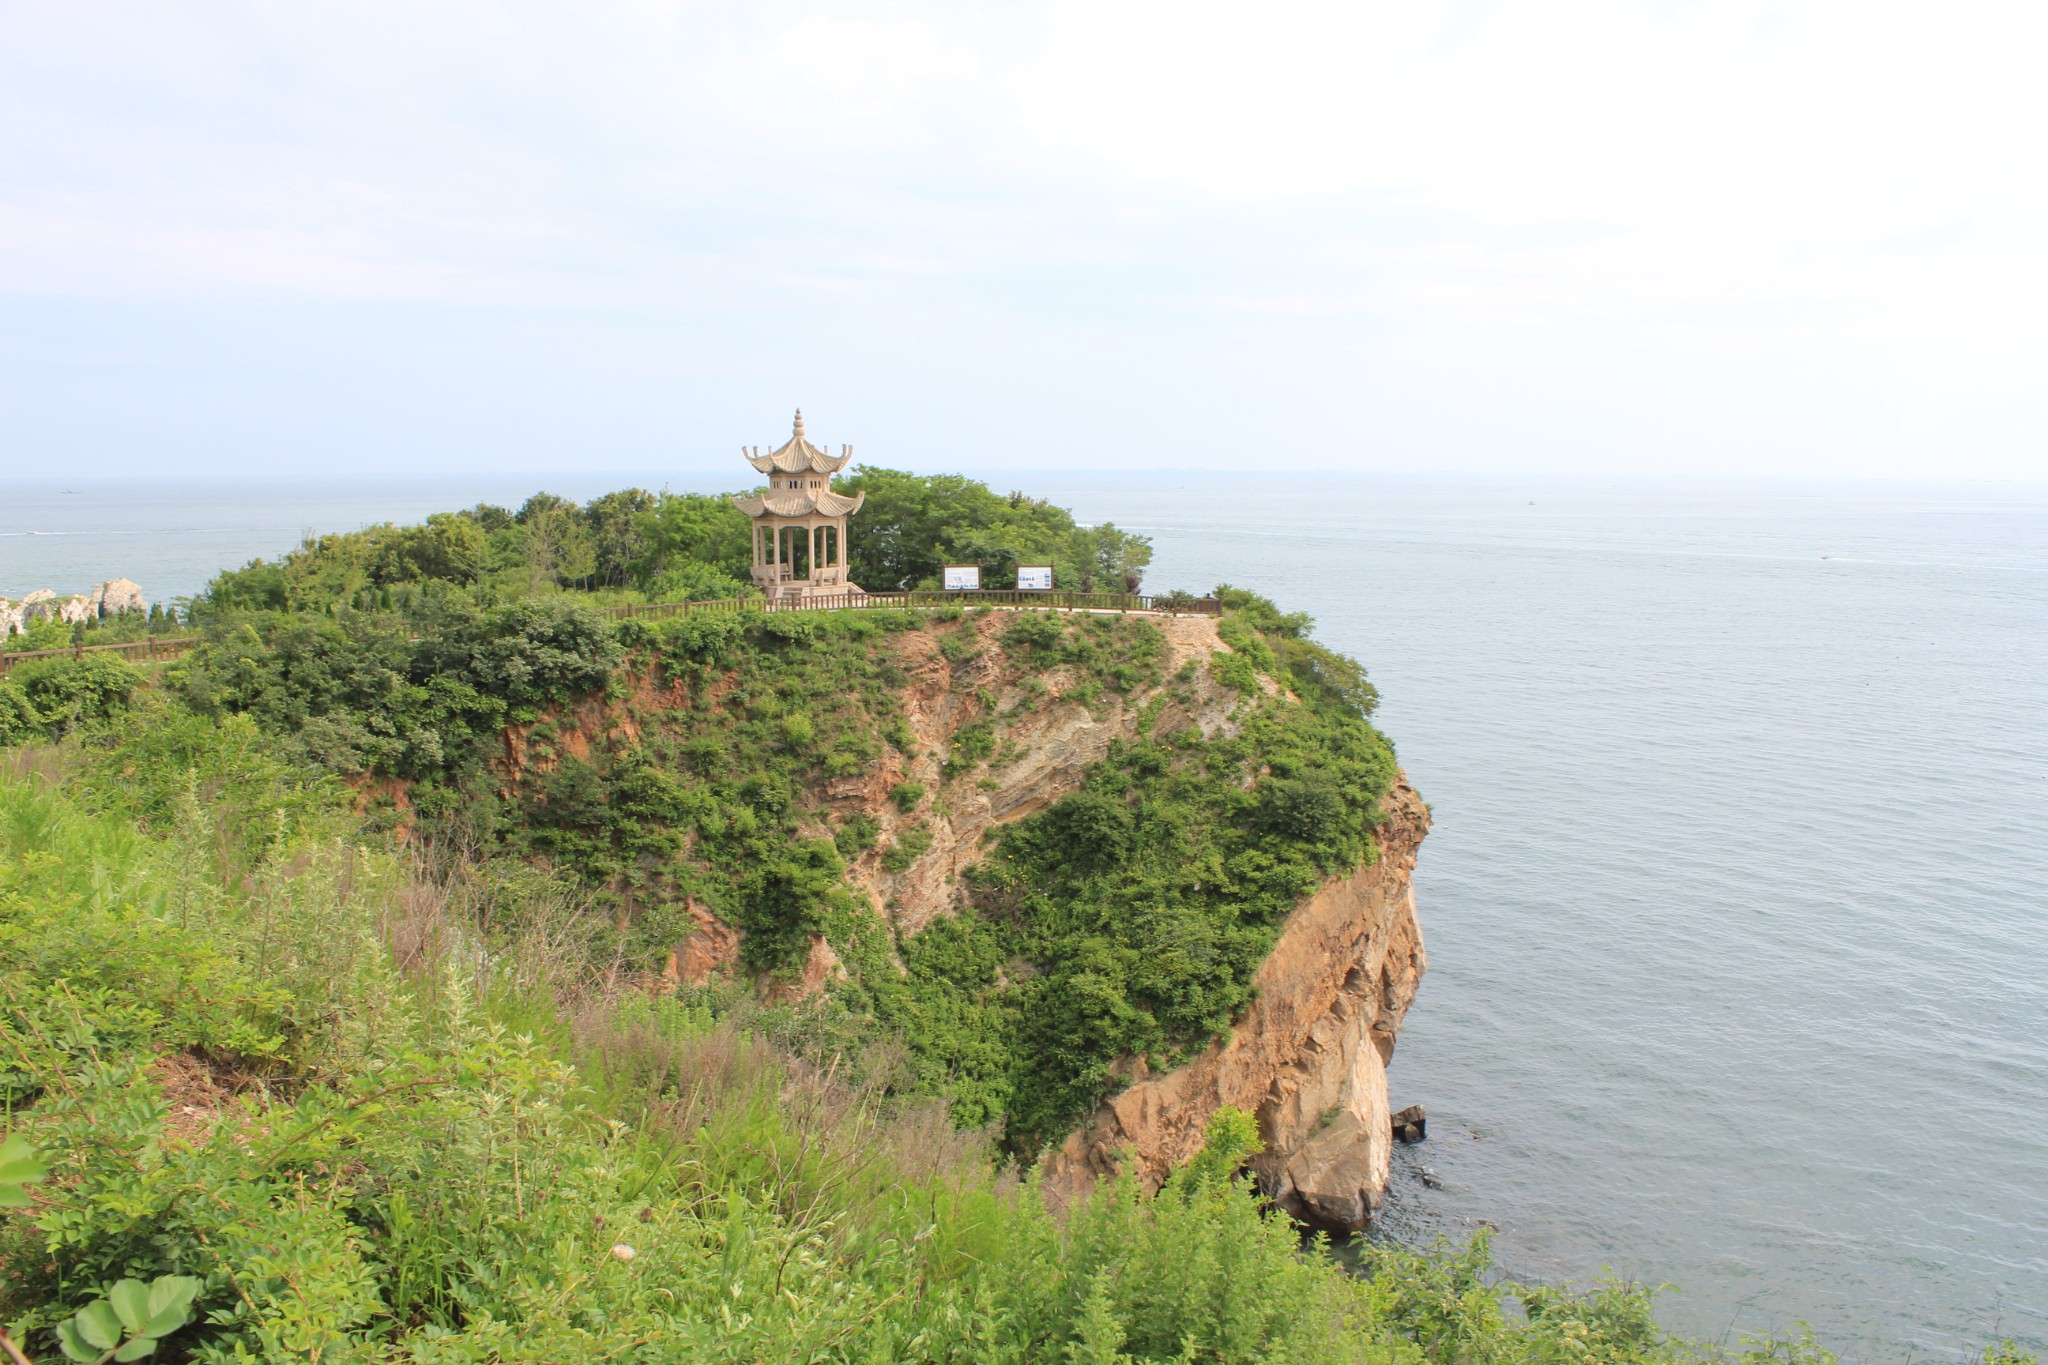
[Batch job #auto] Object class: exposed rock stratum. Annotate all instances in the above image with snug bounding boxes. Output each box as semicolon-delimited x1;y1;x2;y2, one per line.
1039;776;1428;1231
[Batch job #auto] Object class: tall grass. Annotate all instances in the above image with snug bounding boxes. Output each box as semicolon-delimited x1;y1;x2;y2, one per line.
2;731;2039;1364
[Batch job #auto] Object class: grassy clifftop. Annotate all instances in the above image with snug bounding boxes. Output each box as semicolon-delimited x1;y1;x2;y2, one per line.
155;590;1396;1153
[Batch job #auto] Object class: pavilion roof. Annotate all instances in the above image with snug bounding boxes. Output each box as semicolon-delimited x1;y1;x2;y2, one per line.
744;409;853;475
730;488;866;518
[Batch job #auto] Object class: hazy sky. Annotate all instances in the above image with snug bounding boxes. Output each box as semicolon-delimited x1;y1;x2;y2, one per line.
3;1;2044;482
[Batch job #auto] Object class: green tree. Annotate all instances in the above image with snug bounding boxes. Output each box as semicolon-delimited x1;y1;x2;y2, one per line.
514;491;580;525
461;501;515;532
521;503;597;591
584;488;657;587
629;492;754;589
369;513;486;587
839;467;1151;592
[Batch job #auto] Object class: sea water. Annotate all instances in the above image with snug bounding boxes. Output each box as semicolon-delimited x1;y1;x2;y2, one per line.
5;474;2046;1360
1057;476;2048;1362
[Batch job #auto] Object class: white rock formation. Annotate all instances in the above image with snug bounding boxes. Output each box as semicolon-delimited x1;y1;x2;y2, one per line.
1;580;149;639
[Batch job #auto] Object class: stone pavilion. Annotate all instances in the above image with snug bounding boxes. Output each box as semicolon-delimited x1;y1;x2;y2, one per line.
730;410;866;603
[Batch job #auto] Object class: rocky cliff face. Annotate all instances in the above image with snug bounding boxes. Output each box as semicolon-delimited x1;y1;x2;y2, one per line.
844;612;1431;1232
1;579;147;638
1039;776;1429;1232
500;607;1429;1230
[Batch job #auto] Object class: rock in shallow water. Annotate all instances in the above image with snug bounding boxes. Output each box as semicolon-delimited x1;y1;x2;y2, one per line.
1391;1103;1427;1143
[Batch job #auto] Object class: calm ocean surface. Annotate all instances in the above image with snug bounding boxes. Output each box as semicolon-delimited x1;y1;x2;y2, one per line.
6;474;2046;1359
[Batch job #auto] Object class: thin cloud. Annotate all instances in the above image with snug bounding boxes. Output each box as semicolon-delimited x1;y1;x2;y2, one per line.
0;0;2042;478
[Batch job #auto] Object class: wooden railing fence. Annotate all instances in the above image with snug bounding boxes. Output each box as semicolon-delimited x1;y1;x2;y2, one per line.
0;635;200;677
602;590;1221;622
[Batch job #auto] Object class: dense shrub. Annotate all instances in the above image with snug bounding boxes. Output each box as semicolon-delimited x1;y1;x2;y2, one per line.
180;598;620;786
0;683;36;745
0;655;143;740
4;754;2009;1364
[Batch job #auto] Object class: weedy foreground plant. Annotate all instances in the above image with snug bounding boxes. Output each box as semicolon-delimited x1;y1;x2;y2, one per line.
1;705;2032;1363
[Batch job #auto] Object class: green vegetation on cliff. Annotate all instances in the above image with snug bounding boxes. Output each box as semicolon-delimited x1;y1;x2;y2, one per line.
3;479;2032;1363
9;729;2001;1364
0;654;145;746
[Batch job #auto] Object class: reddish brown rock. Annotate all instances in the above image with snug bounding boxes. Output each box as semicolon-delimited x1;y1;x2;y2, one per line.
666;901;741;986
1039;777;1429;1232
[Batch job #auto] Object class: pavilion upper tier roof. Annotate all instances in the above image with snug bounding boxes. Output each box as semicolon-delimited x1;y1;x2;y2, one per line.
744;409;853;475
731;487;866;519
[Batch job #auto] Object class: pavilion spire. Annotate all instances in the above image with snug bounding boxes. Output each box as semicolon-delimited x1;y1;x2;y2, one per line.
743;406;852;476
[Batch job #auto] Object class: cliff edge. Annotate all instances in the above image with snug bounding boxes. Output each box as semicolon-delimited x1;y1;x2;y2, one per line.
488;602;1425;1227
1041;775;1429;1231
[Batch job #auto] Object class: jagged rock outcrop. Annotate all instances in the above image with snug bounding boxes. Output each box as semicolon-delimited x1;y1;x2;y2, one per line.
1039;776;1429;1232
1;579;147;638
89;578;147;618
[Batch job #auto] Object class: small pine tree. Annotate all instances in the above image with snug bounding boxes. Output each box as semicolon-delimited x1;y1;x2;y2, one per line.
1067;1269;1134;1365
1175;1106;1264;1191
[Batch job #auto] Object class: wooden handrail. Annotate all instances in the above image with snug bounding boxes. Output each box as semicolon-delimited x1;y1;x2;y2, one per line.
595;590;1221;623
0;635;201;676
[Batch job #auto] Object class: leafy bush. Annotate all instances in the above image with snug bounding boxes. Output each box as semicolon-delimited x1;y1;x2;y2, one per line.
181;598;620;785
1216;584;1381;719
55;1274;200;1363
0;682;38;745
0;655;143;739
644;559;754;602
833;811;880;860
1257;771;1348;844
1042;789;1133;870
942;717;996;779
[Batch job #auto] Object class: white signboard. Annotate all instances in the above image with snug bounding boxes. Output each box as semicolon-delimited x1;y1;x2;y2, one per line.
1017;565;1054;591
943;565;981;591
